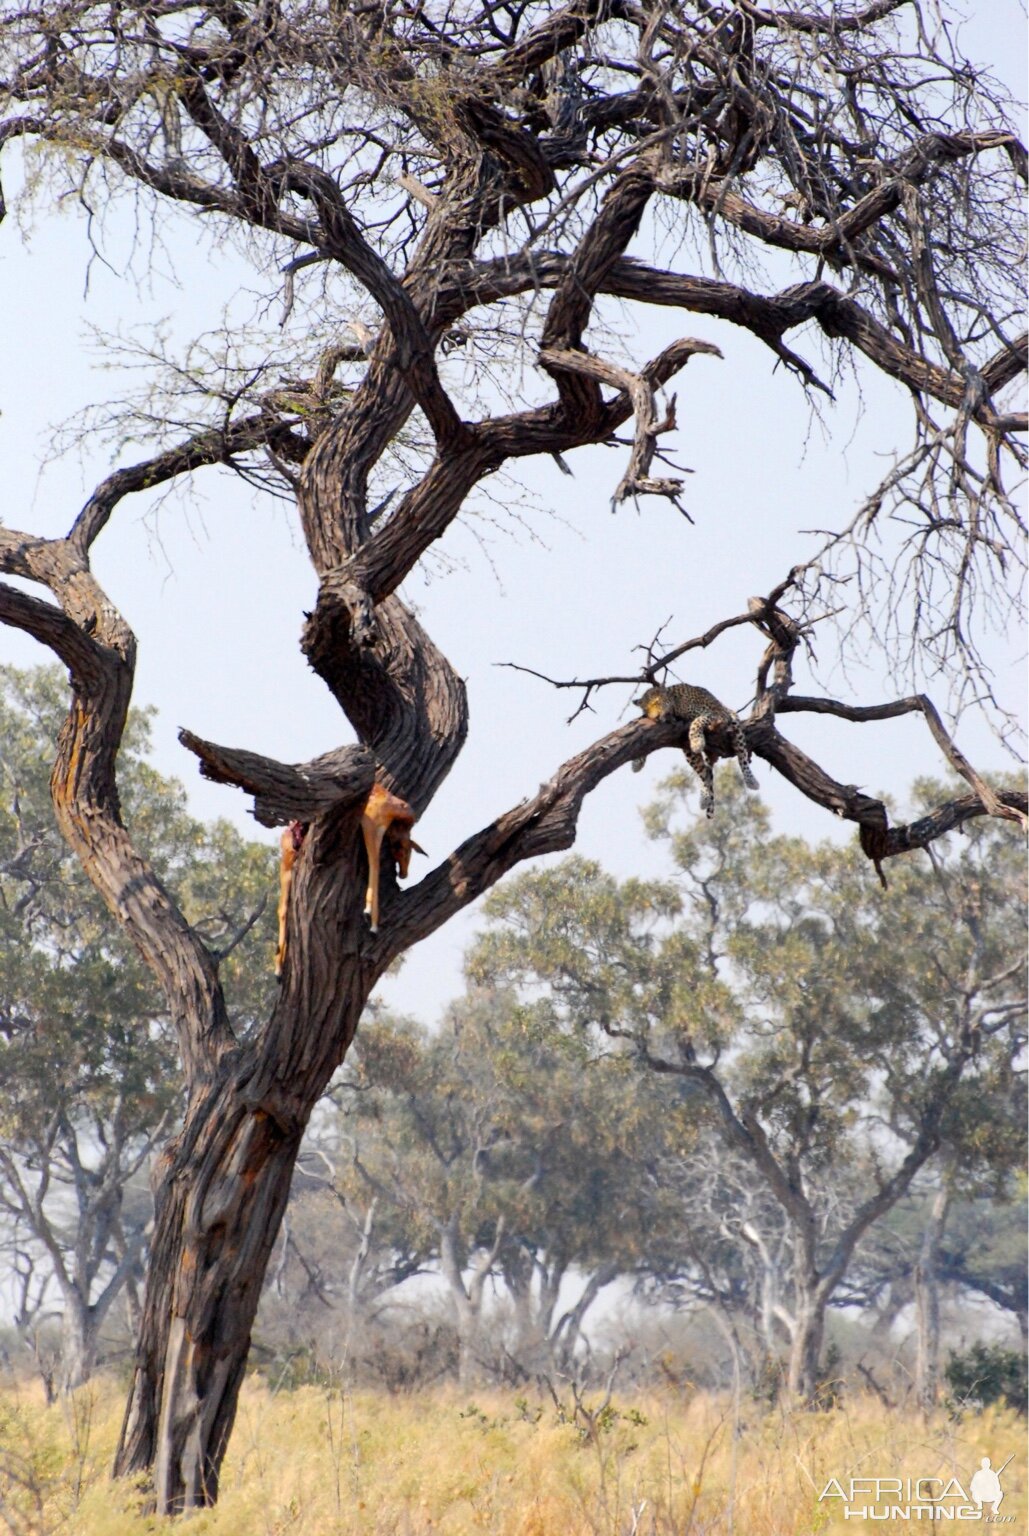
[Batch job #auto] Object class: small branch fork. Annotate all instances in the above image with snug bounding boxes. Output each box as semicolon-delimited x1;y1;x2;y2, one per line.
498;570;1027;890
539;338;722;508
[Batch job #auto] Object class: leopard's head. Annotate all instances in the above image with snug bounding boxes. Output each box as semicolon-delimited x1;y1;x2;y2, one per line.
634;685;663;719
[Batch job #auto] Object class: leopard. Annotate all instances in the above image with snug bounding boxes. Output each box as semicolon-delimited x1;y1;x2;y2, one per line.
631;683;758;816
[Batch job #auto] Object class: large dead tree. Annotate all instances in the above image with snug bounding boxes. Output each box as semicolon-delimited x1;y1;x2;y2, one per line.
0;0;1026;1512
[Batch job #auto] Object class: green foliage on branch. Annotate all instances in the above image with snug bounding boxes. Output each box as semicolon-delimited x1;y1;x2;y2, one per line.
945;1341;1028;1413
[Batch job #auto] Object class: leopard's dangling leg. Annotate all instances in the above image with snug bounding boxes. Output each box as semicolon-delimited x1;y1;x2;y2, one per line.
687;717;716;816
684;747;715;816
730;721;759;791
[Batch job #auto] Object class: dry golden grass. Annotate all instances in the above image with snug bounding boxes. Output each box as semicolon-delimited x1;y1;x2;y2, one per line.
0;1375;1024;1535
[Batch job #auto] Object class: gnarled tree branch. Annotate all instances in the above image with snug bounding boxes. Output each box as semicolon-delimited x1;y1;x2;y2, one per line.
177;731;376;828
0;539;232;1086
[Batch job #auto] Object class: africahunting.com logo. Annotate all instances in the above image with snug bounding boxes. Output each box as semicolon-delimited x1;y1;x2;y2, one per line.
817;1454;1015;1522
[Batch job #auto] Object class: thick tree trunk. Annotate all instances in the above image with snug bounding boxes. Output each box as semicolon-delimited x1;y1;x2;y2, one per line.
454;1315;480;1389
914;1175;952;1412
113;1085;304;1508
439;1217;504;1389
59;1293;100;1394
442;1274;483;1389
913;1260;941;1413
114;815;377;1513
504;1253;545;1377
442;1267;480;1389
867;1281;909;1348
786;1292;826;1403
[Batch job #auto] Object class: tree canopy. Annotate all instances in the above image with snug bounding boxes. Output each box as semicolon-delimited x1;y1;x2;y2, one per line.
469;770;1027;1395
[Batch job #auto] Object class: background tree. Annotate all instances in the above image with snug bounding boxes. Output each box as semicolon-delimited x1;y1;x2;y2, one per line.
469;775;1027;1400
908;1083;1027;1407
0;665;277;1393
0;0;1025;1509
936;1194;1028;1344
333;990;672;1385
248;1086;439;1389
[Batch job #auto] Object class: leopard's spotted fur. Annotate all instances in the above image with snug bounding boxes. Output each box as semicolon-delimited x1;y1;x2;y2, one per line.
631;683;758;816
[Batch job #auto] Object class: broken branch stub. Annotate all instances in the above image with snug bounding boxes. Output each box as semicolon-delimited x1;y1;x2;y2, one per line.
178;731;376;827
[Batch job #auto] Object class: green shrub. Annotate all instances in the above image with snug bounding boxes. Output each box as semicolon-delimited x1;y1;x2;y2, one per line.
945;1342;1028;1413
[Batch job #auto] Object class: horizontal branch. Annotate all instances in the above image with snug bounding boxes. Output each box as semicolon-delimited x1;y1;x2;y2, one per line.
496;659;641;723
778;693;1028;831
746;714;1028;887
981;330;1028;397
87;126;283;220
0;582;100;676
658;130;1022;281
177;731;376;827
454;254;1026;425
69;411;310;554
0;526;49;582
740;0;911;32
375;699;840;958
498;601;762;719
437;573;1022;894
988;411;1028;433
377;669;1026;963
882;790;1029;858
